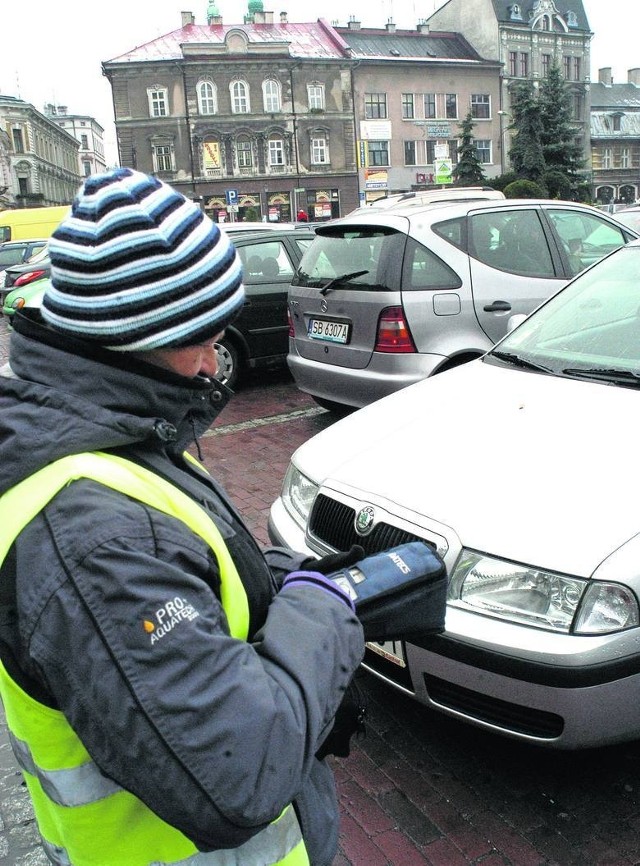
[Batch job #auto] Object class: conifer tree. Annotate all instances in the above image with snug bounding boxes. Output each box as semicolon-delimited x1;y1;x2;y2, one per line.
452;112;487;186
508;82;547;190
538;62;585;195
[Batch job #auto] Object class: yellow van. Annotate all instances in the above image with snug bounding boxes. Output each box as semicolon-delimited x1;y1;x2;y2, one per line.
0;206;70;242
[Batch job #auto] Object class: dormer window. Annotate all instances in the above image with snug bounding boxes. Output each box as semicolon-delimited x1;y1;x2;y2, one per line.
613;113;623;132
566;10;578;27
509;4;522;21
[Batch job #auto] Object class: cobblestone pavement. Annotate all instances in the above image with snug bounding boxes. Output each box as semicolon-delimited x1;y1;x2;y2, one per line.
4;319;640;864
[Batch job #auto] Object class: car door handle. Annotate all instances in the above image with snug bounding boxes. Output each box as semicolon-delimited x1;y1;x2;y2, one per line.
484;300;512;312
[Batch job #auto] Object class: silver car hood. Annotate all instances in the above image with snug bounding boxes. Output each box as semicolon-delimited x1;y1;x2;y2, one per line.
295;359;640;578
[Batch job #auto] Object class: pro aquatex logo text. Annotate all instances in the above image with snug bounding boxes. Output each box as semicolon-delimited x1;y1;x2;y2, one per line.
143;596;200;645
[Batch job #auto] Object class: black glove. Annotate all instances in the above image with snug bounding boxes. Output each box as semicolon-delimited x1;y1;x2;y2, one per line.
316;676;367;760
301;544;365;576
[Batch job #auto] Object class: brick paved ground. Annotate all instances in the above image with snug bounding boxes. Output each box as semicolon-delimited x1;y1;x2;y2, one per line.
4;319;640;864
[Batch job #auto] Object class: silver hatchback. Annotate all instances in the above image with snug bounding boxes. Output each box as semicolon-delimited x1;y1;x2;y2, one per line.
287;199;637;410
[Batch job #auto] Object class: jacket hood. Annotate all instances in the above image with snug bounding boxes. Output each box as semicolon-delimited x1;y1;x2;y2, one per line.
0;311;230;494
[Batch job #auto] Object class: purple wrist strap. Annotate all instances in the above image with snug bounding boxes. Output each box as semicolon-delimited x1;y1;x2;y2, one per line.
281;570;356;612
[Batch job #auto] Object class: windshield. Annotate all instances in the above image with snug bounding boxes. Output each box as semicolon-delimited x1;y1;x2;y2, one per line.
492;245;640;381
293;227;405;291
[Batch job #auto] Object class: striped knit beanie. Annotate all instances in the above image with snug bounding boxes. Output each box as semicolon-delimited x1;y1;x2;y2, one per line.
42;168;244;351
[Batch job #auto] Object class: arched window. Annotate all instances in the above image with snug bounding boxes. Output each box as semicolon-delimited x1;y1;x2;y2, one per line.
197;80;217;115
262;79;281;113
230;80;250;114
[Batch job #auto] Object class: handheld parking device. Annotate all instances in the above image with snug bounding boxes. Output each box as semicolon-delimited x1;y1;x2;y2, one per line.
328;541;447;642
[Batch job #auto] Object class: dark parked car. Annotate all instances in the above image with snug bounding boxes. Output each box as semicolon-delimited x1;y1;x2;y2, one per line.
0;239;48;296
215;228;315;388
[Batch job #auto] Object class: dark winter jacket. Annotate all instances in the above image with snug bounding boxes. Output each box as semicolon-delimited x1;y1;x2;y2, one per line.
0;310;364;865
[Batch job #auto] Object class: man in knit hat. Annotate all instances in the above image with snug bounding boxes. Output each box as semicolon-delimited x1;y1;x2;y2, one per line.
0;168;364;866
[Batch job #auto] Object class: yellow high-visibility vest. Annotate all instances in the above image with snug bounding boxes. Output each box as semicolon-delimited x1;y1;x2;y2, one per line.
0;452;309;866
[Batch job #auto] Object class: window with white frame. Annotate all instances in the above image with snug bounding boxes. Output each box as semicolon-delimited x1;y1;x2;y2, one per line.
230;80;250;114
445;94;458;119
402;93;415;119
311;136;329;164
471;94;490;119
474;139;492;163
197;80;217;115
152;143;174;172
147;88;169;118
263;79;281;113
368;140;389;166
602;148;612;169
404;140;439;166
424;93;436;118
268;138;285;166
365;93;387;119
307;84;325;110
236;138;253;168
621;147;630;169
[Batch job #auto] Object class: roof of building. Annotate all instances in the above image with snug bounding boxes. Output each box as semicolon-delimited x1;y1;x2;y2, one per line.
590;81;640;111
104;19;350;64
334;27;490;63
489;0;590;31
591;113;640;138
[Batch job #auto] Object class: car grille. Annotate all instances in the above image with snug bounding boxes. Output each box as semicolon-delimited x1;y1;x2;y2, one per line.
309;493;429;555
423;674;564;739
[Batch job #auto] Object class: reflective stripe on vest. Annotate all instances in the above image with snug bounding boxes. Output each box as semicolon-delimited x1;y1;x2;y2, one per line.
0;452;309;866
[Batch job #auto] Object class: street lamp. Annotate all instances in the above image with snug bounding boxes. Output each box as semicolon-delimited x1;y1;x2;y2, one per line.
498;110;510;174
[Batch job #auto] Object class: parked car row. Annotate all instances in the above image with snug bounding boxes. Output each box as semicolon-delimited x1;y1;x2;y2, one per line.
270;236;640;750
1;226;317;391
287;197;638;410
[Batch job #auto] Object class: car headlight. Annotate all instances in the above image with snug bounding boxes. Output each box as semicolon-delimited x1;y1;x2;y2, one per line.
449;550;639;634
281;464;319;528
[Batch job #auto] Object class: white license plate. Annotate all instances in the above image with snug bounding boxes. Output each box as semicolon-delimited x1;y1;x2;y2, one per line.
366;640;406;667
307;318;349;344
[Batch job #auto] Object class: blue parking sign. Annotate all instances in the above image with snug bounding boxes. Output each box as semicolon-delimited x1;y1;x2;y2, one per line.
225;189;239;206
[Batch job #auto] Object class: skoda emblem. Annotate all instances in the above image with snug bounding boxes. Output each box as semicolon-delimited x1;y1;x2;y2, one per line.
355;505;375;536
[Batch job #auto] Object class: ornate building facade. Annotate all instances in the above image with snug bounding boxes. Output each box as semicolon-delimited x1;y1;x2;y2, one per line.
102;3;359;222
0;95;81;207
427;0;592;173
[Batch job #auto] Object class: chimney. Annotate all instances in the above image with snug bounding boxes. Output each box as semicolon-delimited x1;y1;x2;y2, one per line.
599;67;613;86
386;18;396;32
628;68;640;87
417;19;430;34
280;11;288;23
347;15;361;29
181;11;195;27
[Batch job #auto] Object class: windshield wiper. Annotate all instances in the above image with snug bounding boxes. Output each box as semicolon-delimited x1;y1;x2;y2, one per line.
319;269;369;296
562;367;640;387
489;350;553;373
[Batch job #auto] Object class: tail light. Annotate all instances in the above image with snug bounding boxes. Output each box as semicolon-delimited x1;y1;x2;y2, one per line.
288;308;295;337
14;270;46;288
375;306;416;353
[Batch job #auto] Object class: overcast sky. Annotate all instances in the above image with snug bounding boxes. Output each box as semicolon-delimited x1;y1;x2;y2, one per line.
1;0;636;166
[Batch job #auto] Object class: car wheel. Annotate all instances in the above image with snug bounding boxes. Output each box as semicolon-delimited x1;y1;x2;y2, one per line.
215;337;241;389
311;396;354;416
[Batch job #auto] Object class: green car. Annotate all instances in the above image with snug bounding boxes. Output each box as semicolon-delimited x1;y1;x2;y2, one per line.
2;277;48;319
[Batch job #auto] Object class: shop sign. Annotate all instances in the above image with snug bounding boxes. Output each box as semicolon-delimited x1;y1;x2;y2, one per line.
426;122;451;139
203;141;221;168
435;159;453;185
365;168;388;190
